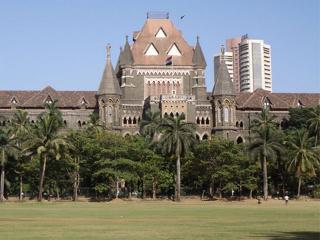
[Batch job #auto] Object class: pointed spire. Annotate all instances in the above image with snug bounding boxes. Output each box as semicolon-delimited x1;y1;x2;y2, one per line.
119;35;134;66
192;36;207;68
212;61;235;96
98;44;121;96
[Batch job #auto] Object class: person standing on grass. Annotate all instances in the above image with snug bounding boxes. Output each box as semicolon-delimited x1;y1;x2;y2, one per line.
284;195;289;205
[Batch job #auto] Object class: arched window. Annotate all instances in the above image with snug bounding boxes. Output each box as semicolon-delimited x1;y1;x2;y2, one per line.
133;117;137;124
78;120;82;128
170;112;174;118
217;108;221;123
206;118;209;125
201;117;205;125
123;117;127;125
224;107;229;122
236;121;239;127
82;121;86;126
240;121;244;128
175;112;179;117
107;106;113;123
63;120;67;126
164;112;168;118
237;136;244;144
128;117;132;124
196;134;200;141
196;117;200;124
202;134;208;140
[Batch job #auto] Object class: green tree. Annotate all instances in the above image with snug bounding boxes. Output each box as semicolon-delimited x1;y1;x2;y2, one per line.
8;110;31;200
159;115;196;201
249;109;282;200
0;128;18;202
140;110;162;142
287;128;320;198
308;105;320;147
26;103;67;201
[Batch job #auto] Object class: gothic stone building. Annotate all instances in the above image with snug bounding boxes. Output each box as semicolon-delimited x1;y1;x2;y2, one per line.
0;17;319;142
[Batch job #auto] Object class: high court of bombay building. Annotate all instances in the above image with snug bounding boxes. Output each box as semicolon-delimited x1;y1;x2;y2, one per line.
0;16;319;142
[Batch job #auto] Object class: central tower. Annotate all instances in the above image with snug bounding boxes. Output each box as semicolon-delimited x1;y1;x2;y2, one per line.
101;14;211;138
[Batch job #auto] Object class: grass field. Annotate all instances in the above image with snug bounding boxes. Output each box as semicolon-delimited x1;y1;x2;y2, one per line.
0;199;319;240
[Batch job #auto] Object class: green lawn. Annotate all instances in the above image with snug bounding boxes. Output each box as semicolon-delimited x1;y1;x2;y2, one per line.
0;200;319;240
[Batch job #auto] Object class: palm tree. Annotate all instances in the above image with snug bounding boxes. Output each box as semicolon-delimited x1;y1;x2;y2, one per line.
9;110;30;200
159;115;196;201
0;128;18;202
26;103;67;201
140;110;162;142
249;110;282;200
308;105;320;147
287;128;319;198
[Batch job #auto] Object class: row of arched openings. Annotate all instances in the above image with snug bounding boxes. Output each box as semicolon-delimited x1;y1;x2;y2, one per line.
123;116;140;126
196;117;210;125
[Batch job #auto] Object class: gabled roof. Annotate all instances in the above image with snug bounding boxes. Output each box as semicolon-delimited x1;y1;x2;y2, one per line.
192;37;207;68
131;19;194;66
119;36;134;66
0;87;97;109
212;62;235;96
98;45;121;96
236;88;320;110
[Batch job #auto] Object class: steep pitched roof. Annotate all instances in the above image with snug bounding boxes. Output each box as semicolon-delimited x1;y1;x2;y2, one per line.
98;45;121;96
236;88;320;110
131;19;194;66
192;37;207;68
119;36;134;66
212;62;235;96
0;87;98;109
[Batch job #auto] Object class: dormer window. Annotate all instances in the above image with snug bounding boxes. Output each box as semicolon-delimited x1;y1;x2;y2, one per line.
263;97;271;110
145;43;159;56
11;97;18;105
155;28;166;38
45;96;53;104
297;100;303;108
167;43;181;56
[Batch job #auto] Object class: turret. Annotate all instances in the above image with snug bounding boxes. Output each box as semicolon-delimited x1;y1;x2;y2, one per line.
97;44;121;128
211;46;236;138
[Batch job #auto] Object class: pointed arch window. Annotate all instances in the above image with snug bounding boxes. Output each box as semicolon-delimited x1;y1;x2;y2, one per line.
106;106;113;123
224;107;229;122
11;97;18;105
45;95;53;104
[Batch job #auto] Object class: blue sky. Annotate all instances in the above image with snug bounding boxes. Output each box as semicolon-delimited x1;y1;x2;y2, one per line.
0;0;319;93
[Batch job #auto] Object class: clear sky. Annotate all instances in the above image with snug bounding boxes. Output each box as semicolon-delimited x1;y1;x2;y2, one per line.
0;0;319;93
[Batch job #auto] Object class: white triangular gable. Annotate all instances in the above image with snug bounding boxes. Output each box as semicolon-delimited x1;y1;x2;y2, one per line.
155;28;166;38
80;97;88;105
145;43;159;56
167;44;181;56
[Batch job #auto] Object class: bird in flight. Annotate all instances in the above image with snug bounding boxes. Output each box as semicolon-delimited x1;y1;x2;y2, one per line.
180;15;186;19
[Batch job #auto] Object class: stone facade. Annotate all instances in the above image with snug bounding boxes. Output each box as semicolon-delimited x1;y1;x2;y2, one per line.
0;17;319;141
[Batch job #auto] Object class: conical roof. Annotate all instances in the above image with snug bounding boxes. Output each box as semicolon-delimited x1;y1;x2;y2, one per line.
192;36;207;68
212;61;235;96
98;45;121;96
119;36;134;66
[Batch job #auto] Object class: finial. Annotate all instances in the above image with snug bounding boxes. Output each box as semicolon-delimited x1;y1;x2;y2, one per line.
106;44;111;58
125;35;129;42
196;35;199;43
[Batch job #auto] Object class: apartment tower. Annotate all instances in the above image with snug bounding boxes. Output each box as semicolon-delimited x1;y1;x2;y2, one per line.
225;35;272;93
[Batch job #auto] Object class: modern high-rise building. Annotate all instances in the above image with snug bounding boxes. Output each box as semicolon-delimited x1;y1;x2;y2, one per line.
226;37;241;92
225;35;272;93
239;35;272;92
214;46;234;83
